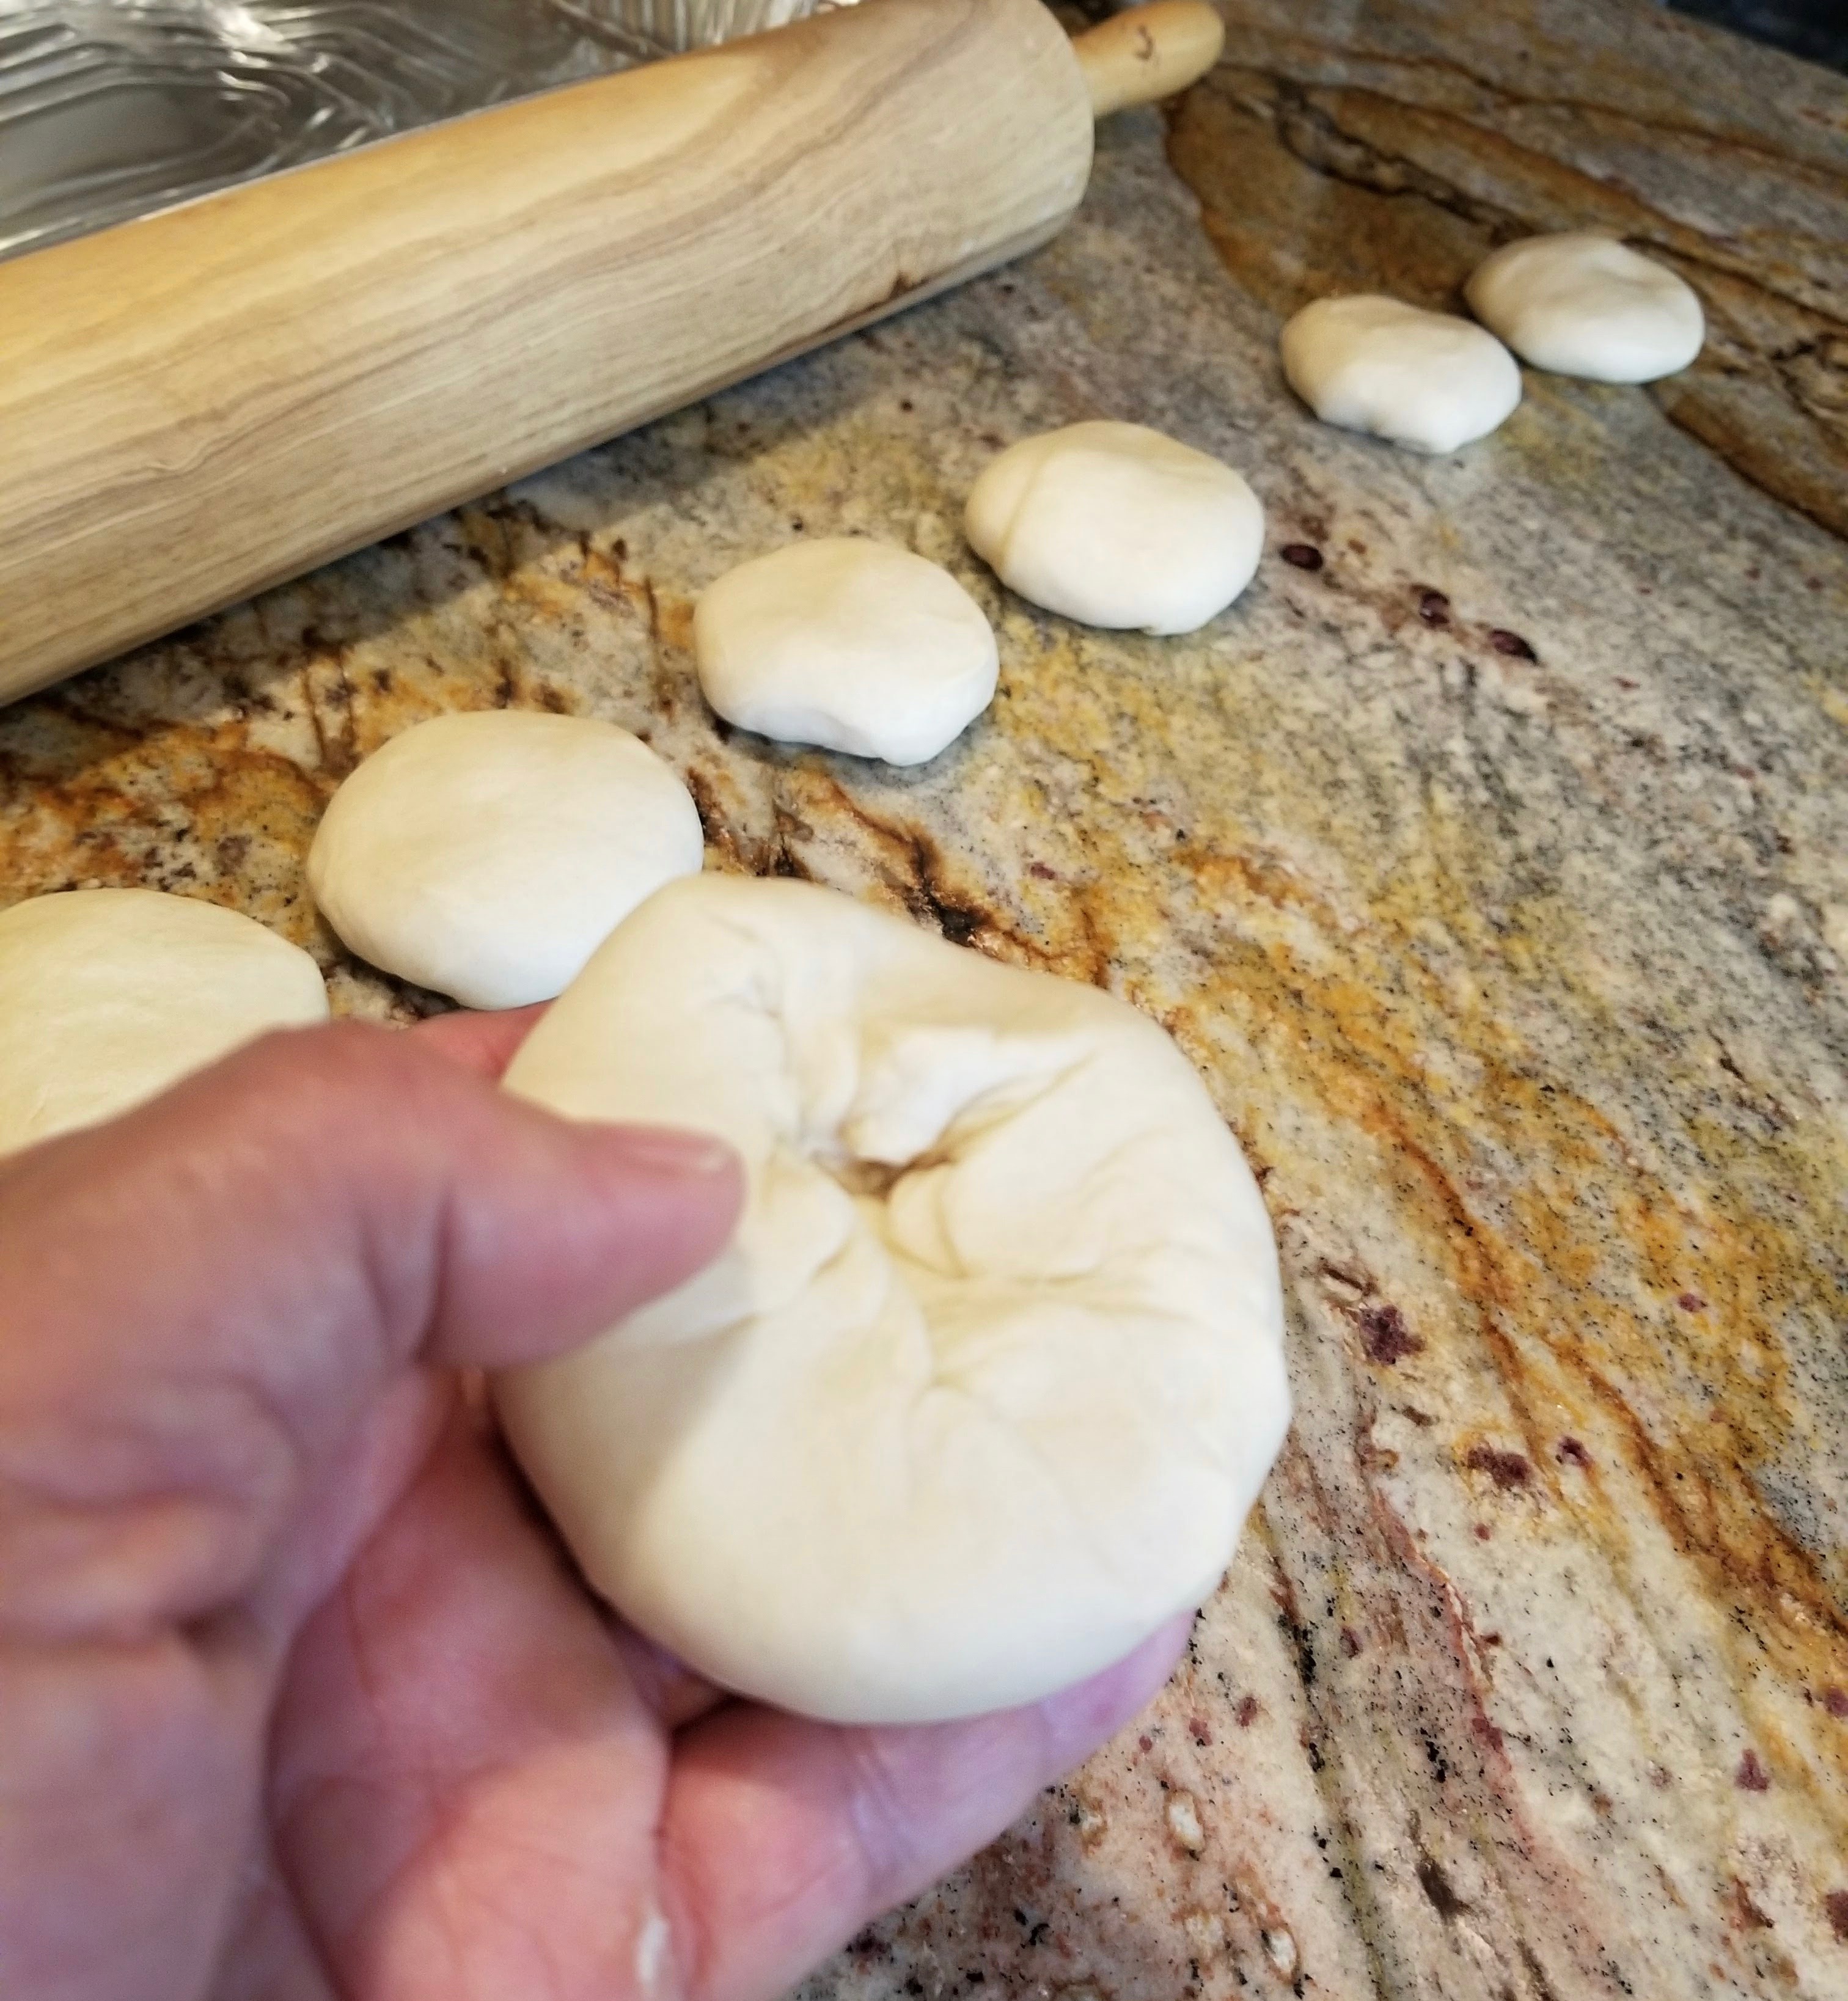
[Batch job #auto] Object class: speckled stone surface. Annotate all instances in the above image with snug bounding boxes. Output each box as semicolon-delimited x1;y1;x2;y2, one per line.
2;1;1846;1994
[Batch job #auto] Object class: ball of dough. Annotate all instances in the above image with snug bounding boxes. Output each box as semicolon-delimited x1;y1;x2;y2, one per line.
963;421;1265;635
307;711;704;1010
0;888;328;1154
693;538;999;767
1465;232;1703;384
1280;296;1522;453
494;874;1289;1724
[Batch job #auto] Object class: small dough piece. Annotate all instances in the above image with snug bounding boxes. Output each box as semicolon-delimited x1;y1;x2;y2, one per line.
1280;296;1522;453
495;874;1289;1724
307;711;703;1010
963;422;1264;635
0;888;328;1154
693;538;998;766
1465;232;1703;384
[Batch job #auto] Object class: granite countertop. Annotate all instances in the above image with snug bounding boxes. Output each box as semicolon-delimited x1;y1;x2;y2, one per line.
2;0;1846;1992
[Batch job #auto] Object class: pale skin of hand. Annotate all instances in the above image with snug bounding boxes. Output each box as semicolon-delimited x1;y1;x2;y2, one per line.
0;1009;1190;2001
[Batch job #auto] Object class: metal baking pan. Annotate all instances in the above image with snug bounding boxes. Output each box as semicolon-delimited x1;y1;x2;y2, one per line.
0;0;841;260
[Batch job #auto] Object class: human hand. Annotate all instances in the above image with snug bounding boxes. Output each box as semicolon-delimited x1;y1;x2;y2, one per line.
0;1011;1189;2001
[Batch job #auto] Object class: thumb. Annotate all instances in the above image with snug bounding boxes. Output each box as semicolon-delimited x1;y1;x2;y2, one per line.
0;1020;741;1645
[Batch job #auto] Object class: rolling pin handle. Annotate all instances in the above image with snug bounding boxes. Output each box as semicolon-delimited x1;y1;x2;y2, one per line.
1072;1;1225;118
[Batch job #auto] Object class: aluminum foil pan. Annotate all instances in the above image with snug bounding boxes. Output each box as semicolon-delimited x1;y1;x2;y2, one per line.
0;0;844;259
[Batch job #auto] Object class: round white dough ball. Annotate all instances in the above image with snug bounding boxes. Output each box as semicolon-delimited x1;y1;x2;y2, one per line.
0;888;328;1154
1465;232;1703;384
1280;296;1522;453
693;538;999;767
494;874;1289;1725
307;711;704;1011
963;421;1265;635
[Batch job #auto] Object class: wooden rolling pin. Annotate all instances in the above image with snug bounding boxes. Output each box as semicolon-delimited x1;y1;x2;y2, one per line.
0;0;1223;706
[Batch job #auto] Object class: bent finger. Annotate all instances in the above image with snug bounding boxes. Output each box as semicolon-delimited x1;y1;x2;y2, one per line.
657;1615;1193;2001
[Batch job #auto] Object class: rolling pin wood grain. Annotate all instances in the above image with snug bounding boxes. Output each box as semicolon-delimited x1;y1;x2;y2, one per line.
0;0;1223;705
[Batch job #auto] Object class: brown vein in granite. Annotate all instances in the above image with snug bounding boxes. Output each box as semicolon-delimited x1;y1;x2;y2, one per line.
1165;62;1848;540
0;710;328;946
1267;987;1847;1739
1252;35;1848;210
